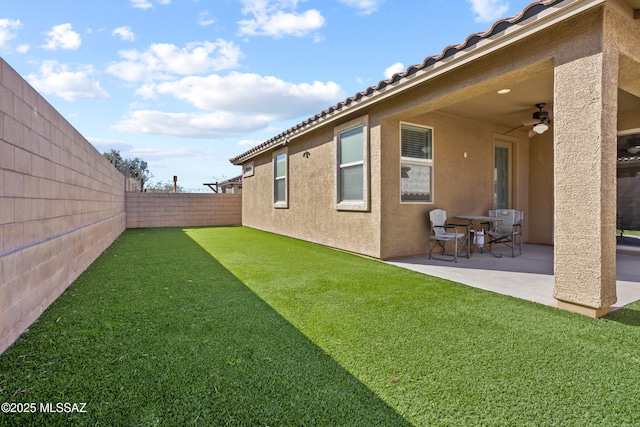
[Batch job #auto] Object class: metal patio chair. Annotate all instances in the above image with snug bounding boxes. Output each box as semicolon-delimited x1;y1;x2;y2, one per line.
428;209;470;262
486;209;523;257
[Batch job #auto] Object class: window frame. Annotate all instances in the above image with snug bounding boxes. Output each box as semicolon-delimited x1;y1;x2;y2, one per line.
335;116;369;211
493;135;516;210
273;148;288;209
399;122;434;204
243;161;254;178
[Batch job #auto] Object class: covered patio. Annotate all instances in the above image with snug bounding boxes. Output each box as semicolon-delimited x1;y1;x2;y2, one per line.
387;244;640;312
231;0;640;318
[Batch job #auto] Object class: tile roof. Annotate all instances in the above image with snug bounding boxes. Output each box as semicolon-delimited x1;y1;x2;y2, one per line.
219;174;243;185
230;0;566;165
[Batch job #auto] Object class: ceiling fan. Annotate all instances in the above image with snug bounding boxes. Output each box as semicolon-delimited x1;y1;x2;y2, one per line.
503;103;553;137
618;135;640;155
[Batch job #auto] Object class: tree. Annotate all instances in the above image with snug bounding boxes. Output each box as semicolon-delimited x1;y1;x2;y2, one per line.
103;150;152;192
145;181;185;193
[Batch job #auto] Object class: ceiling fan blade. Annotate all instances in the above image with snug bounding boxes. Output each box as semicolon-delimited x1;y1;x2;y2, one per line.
501;124;526;135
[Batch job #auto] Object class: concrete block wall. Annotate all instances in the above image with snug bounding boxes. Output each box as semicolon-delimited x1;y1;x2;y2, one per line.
126;192;242;228
0;58;126;355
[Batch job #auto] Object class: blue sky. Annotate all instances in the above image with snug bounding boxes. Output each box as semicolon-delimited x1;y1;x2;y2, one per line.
1;0;534;190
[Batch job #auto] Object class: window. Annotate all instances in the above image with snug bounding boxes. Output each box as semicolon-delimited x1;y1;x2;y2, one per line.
494;147;509;209
335;116;369;211
273;150;287;208
493;137;514;210
243;161;254;177
400;123;433;203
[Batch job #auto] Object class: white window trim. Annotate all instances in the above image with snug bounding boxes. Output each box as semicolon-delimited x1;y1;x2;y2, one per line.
335;116;369;211
243;161;254;177
273;148;288;209
400;122;434;204
493;134;517;210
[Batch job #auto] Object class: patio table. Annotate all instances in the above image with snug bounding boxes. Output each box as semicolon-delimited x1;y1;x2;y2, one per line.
455;214;502;257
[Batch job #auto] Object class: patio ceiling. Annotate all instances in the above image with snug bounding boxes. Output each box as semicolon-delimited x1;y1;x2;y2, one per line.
436;70;640;131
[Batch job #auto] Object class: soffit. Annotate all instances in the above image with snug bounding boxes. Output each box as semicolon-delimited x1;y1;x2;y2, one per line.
436;72;640;130
437;71;554;129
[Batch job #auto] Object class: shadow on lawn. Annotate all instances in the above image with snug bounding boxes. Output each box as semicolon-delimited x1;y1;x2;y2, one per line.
605;304;640;327
174;228;412;426
0;227;410;426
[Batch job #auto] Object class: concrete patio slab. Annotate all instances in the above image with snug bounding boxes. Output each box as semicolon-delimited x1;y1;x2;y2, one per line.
386;244;640;312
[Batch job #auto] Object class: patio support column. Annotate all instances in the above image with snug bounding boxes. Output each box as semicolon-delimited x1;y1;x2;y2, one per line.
553;48;618;318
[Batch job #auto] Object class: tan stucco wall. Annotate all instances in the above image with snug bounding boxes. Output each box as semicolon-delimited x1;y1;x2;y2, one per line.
243;108;532;260
619;111;640;131
550;2;640;314
553;47;618;310
379;111;529;259
241;120;383;258
126;192;242;228
528;131;554;245
0;58;126;354
373;8;609;258
237;6;600;261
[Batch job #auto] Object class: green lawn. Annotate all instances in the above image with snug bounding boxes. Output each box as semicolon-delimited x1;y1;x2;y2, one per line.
1;227;639;426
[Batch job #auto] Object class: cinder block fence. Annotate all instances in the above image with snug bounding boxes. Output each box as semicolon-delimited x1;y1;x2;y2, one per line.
0;59;126;354
125;192;241;228
0;58;242;355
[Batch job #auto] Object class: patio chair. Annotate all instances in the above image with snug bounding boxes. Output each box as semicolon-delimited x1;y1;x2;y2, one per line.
428;209;470;262
486;209;523;257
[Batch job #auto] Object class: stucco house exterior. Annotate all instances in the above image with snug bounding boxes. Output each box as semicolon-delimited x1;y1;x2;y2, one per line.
230;0;640;317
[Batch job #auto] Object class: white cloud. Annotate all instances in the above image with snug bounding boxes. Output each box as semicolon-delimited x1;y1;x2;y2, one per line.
113;26;135;41
137;71;345;120
16;44;30;53
238;139;263;147
238;0;325;38
90;140;220;171
466;0;510;23
130;0;170;9
112;110;274;138
42;23;81;50
337;0;384;15
198;11;215;26
118;71;344;139
384;62;405;79
0;18;21;48
26;60;109;101
106;40;242;82
126;146;218;161
131;0;151;9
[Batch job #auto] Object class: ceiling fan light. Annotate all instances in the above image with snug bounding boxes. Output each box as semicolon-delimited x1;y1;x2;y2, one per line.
628;146;640;155
533;123;548;134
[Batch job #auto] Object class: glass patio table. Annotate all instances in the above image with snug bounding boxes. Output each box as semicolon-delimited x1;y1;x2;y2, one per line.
455;214;502;257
